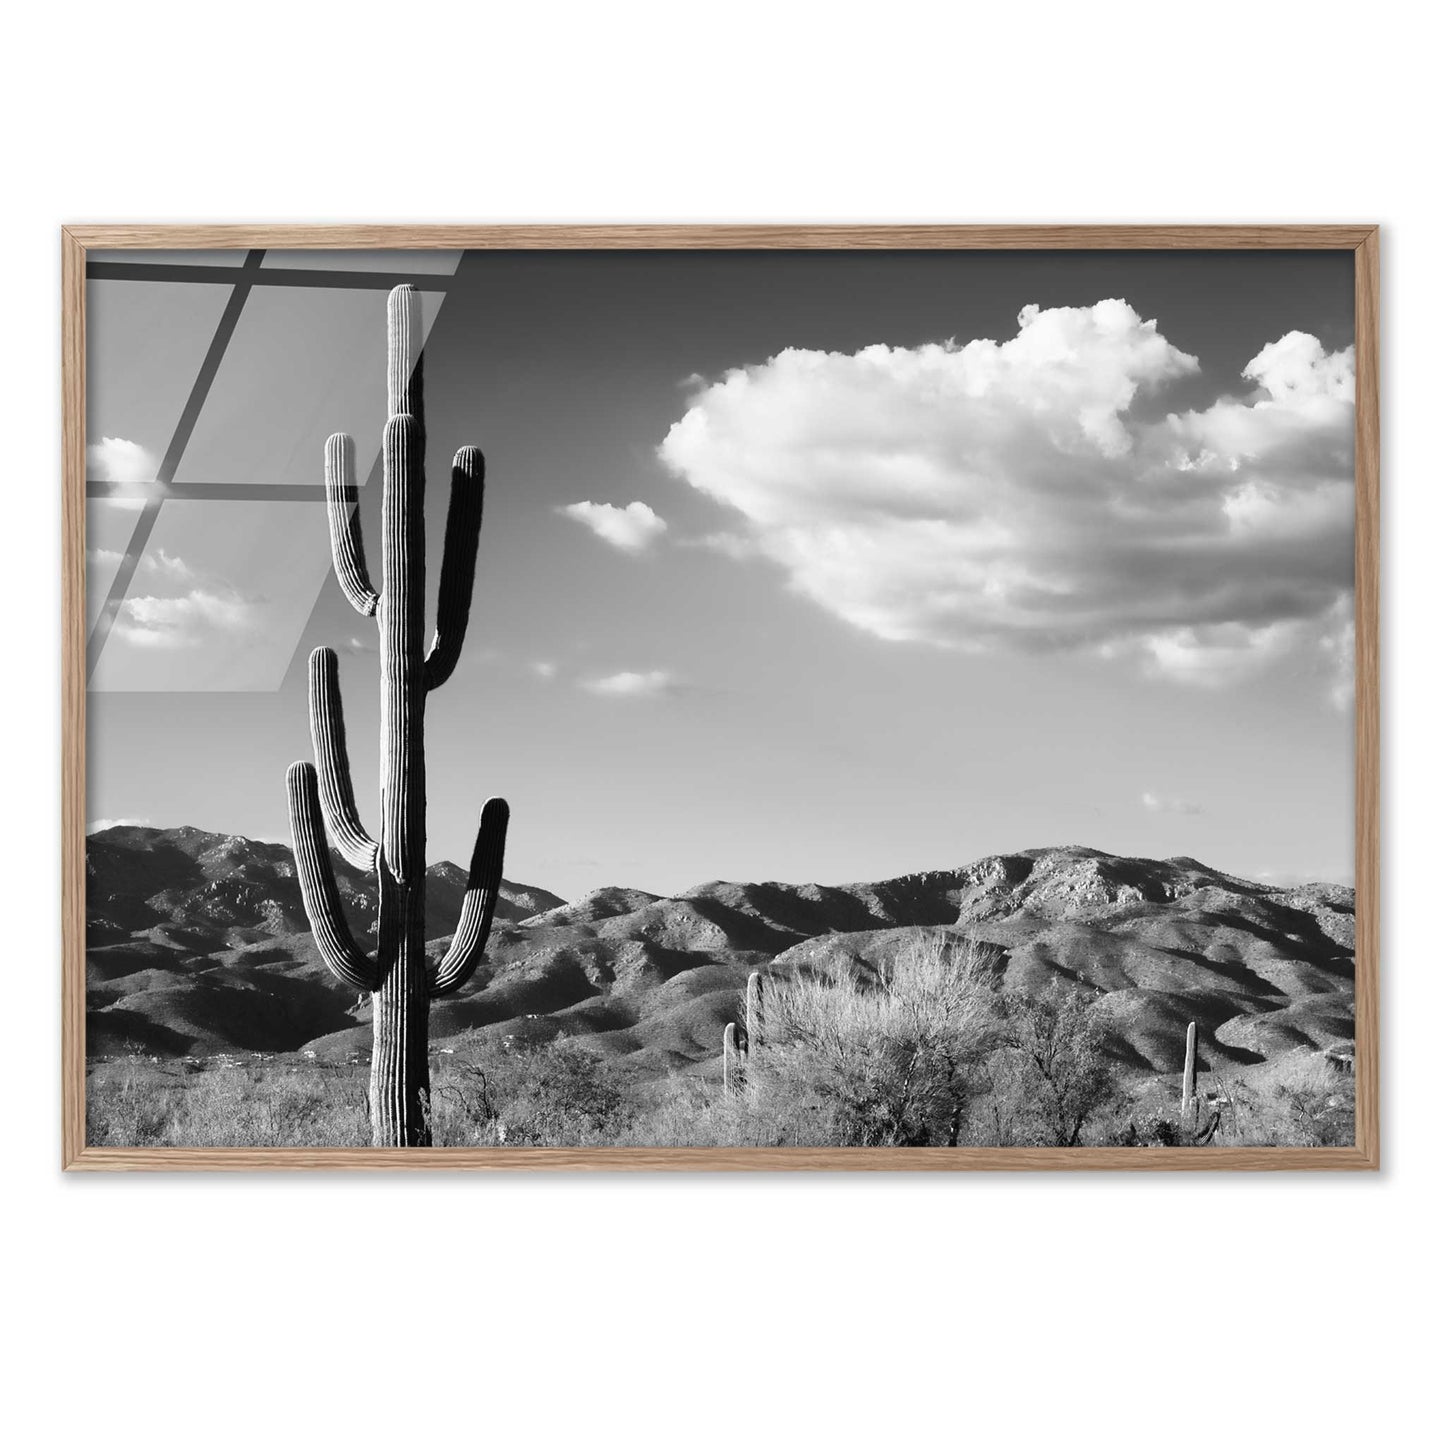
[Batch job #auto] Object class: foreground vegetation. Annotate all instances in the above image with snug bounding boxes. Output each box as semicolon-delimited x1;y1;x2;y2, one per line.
88;933;1354;1149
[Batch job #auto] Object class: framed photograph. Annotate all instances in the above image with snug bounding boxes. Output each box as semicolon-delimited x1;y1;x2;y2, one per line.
61;225;1378;1170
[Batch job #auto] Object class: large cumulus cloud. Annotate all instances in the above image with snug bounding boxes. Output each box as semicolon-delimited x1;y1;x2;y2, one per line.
658;300;1354;700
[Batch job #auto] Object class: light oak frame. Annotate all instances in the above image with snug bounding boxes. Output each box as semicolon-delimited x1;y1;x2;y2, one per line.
61;224;1380;1171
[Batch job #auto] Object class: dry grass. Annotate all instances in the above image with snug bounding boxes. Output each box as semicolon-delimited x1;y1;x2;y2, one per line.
87;1054;374;1148
1211;1050;1356;1147
88;1043;646;1149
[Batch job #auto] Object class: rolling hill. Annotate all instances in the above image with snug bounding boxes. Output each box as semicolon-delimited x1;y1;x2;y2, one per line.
85;826;1354;1080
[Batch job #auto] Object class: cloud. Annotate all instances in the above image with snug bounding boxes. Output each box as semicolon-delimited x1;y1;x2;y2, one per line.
1316;594;1355;712
143;549;198;583
88;436;157;486
659;301;1354;700
1141;791;1204;816
1251;865;1353;887
558;500;668;553
86;546;198;584
678;531;762;561
113;588;260;649
96;541;263;653
531;660;558;680
579;669;678;698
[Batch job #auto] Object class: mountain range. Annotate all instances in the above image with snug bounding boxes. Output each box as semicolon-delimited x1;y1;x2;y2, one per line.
86;825;1355;1079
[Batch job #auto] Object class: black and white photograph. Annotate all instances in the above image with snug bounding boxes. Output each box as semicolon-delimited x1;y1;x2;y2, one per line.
79;239;1366;1154
20;11;1442;1441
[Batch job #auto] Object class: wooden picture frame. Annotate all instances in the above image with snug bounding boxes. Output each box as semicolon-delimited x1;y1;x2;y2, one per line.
62;224;1379;1171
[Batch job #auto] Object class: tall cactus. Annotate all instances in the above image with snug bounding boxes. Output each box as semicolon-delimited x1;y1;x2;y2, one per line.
1181;1020;1198;1121
286;285;507;1147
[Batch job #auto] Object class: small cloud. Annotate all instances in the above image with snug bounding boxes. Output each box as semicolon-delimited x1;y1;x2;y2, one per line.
1253;864;1353;887
144;549;198;583
531;660;558;680
113;588;260;650
1135;622;1299;689
88;817;150;832
580;669;678;699
679;531;761;561
341;635;375;655
88;436;157;486
87;546;198;583
1141;791;1204;816
558;500;668;553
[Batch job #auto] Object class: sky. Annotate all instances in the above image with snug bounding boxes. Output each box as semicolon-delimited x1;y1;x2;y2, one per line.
85;247;1357;899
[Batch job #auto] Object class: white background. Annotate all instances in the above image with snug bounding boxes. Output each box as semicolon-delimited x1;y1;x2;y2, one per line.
6;4;1439;1440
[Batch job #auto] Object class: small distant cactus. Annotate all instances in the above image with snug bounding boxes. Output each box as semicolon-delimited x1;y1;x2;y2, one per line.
722;1022;742;1095
286;284;507;1148
722;971;765;1095
1181;1020;1198;1120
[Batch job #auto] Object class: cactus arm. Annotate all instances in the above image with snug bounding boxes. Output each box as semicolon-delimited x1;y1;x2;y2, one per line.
423;447;485;692
745;971;763;1056
307;647;379;873
286;761;379;991
429;798;510;999
324;433;379;616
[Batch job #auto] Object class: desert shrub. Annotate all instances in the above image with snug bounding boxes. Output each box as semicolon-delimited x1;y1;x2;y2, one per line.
434;1037;634;1146
1114;1093;1224;1148
744;930;1001;1146
606;1078;735;1147
1100;1047;1354;1148
604;1075;835;1148
1215;1052;1355;1147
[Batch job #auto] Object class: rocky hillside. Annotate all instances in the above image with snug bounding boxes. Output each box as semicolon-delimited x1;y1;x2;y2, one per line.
86;828;1354;1079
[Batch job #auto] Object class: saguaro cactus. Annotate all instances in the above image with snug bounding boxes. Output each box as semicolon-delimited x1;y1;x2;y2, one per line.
722;1022;742;1096
286;284;507;1147
722;972;765;1096
745;970;763;1057
1181;1020;1198;1120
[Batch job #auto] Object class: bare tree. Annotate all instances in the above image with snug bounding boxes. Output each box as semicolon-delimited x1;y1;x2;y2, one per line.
992;983;1118;1146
